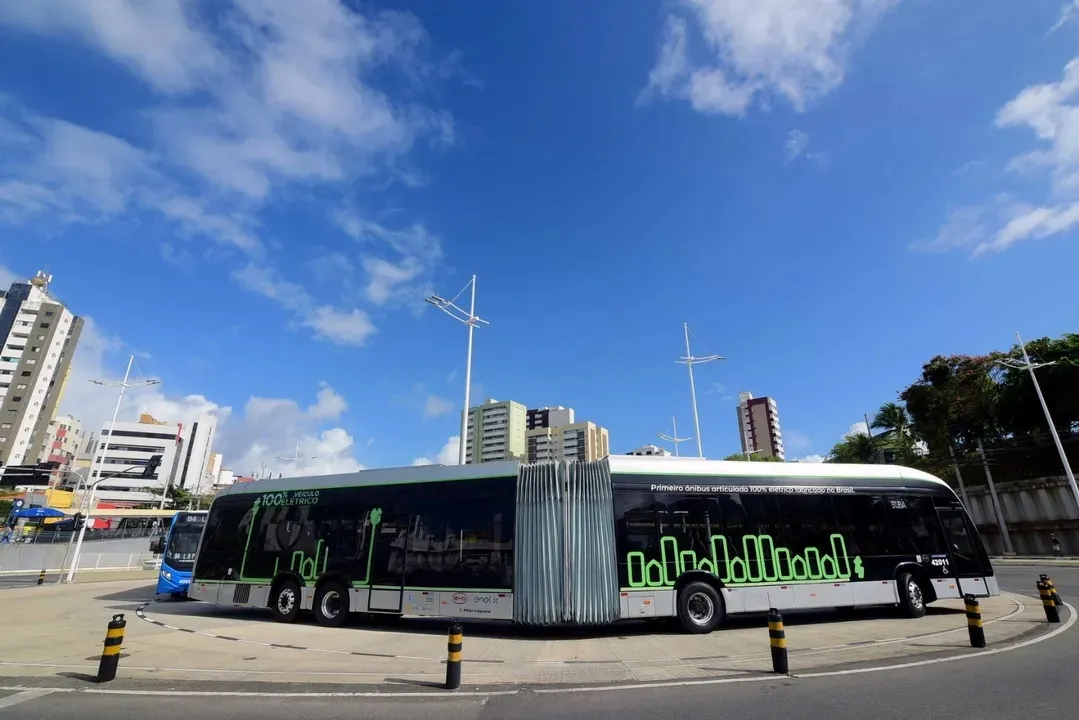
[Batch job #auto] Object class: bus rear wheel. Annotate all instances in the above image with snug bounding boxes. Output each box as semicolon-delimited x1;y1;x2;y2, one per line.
313;581;350;627
270;579;302;623
678;581;723;634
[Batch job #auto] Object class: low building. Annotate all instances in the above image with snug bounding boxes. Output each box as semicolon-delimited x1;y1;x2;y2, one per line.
627;444;672;457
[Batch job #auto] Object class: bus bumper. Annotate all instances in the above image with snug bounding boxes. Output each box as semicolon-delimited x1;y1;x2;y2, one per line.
156;568;192;596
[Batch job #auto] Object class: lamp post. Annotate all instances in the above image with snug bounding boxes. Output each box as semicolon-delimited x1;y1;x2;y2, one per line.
656;416;691;457
676;323;724;458
426;276;489;465
275;441;318;477
994;332;1079;512
65;355;160;583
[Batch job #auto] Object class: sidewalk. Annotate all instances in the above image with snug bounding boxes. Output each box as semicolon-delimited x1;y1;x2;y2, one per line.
0;580;1054;688
991;556;1079;567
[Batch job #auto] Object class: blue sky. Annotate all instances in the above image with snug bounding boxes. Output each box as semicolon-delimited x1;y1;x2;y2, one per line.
1;0;1078;474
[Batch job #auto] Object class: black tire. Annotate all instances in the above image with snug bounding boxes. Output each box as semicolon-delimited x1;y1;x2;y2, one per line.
677;581;724;634
897;572;927;619
312;581;350;628
269;578;302;623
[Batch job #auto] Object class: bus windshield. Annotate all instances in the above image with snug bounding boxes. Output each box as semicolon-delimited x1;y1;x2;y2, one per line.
165;516;206;570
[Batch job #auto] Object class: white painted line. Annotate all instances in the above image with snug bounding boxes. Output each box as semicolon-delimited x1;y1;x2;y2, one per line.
0;689;56;709
532;601;1077;695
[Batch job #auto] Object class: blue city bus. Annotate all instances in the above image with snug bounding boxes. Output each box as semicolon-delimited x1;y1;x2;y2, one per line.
152;511;208;596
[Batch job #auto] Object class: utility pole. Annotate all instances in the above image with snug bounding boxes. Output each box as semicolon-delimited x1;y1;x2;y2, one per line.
676;323;723;458
994;332;1079;514
947;446;971;508
427;276;489;465
656;416;691;457
977;438;1015;555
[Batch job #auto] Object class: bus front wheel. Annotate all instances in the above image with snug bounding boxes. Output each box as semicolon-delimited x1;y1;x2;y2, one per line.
313;581;350;628
677;581;723;634
270;579;302;623
896;572;927;619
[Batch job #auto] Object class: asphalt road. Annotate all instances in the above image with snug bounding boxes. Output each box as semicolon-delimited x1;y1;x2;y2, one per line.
2;565;1076;719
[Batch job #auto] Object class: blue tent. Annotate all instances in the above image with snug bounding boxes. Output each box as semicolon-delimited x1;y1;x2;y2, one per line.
11;506;66;519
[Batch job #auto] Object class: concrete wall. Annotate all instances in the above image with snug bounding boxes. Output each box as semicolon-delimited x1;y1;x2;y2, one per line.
963;474;1079;556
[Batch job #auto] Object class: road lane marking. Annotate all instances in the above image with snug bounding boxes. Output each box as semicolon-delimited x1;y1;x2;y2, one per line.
0;689;57;710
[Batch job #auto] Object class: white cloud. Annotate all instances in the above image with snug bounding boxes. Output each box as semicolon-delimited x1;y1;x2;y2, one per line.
641;0;900;116
0;262;18;289
424;394;453;419
412;435;461;466
335;209;443;308
785;130;811;162
56;310;364;480
233;263;377;346
924;58;1079;257
0;1;225;93
794;454;825;463
911;206;986;253
844;422;869;439
1050;1;1079;34
0;1;453;340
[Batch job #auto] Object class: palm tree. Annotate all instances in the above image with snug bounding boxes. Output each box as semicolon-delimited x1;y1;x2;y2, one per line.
872;402;913;454
826;433;877;463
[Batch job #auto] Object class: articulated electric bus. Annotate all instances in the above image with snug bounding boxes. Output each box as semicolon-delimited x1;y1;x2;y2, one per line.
152;510;208;596
188;456;996;633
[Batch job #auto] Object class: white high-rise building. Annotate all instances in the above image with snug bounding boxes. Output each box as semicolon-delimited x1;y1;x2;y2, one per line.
627;444;672;457
176;413;218;492
0;271;84;469
92;414;182;505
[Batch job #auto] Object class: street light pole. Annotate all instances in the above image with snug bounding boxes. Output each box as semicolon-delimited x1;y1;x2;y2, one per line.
676;323;724;458
656;416;691;457
275;441;318;477
426;276;489;466
996;332;1079;512
66;355;160;583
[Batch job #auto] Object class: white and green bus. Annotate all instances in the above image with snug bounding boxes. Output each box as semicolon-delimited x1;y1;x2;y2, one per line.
188;455;996;633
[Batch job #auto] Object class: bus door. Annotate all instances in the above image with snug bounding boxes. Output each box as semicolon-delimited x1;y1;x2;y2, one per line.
935;505;989;595
367;513;413;613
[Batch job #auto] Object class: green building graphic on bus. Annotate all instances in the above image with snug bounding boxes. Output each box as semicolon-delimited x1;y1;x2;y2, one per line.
625;533;865;588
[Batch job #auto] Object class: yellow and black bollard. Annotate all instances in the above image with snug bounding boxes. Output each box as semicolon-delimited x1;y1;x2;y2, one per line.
445;620;463;690
97;614;127;683
768;608;789;675
964;594;986;648
1041;574;1064;607
1037;581;1061;624
37;570;45;586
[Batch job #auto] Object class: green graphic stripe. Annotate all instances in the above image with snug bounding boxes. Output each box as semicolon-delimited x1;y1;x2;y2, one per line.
625;533;864;589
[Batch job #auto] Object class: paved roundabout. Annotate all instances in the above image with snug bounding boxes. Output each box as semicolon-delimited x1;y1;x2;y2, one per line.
0;577;1071;692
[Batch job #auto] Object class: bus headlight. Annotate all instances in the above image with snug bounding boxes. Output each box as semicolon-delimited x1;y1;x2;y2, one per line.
162;571;172;581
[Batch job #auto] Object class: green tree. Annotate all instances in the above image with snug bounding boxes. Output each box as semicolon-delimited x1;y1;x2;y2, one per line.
825;433;877;464
996;333;1079;437
722;452;783;462
899;353;1002;456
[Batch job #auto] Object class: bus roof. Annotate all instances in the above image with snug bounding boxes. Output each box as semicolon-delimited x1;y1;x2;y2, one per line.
212;455;950;496
606;455;951;490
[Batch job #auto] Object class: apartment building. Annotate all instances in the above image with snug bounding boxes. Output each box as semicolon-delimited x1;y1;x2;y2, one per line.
737;392;785;460
464;398;527;464
38;414;84;474
627;443;672;457
176;413;218;491
92;413;183;505
526;405;575;430
0;271;84;468
525;405;610;463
